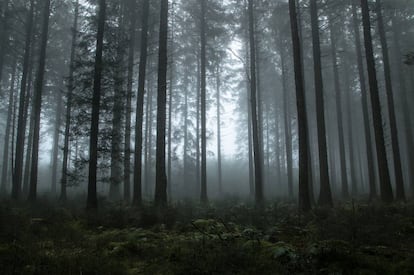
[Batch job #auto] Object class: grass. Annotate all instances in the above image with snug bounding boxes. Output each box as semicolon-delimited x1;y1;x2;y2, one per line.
0;198;413;274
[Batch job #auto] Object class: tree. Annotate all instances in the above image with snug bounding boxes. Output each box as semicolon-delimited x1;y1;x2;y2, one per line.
309;0;332;207
360;0;393;203
289;0;311;211
124;0;138;202
154;0;169;206
200;0;208;202
1;61;16;194
351;0;377;199
109;2;127;201
375;0;405;200
328;14;348;198
87;0;106;209
28;0;51;201
133;0;149;206
61;0;79;201
248;0;263;205
12;0;35;200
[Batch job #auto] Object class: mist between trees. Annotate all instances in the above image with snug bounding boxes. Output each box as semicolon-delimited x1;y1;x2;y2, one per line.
0;0;413;211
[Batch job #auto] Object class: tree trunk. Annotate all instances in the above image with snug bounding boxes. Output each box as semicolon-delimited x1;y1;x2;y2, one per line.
61;0;79;201
328;16;349;198
351;0;377;199
109;3;126;201
1;61;16;194
289;0;311;211
310;0;332;207
196;57;201;197
133;0;149;205
51;80;63;195
297;0;314;203
0;0;10;83
279;38;293;199
343;55;358;196
200;0;208;202
28;0;51;202
167;4;175;199
183;70;189;192
12;0;34;200
360;0;393;203
124;0;137;202
391;15;414;197
216;65;222;194
87;0;106;209
154;0;168;206
375;0;404;200
248;0;263;205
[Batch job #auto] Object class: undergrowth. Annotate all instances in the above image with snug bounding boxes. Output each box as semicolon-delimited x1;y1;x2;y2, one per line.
0;198;413;274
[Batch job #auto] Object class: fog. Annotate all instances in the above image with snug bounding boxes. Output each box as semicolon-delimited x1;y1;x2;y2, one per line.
0;0;413;207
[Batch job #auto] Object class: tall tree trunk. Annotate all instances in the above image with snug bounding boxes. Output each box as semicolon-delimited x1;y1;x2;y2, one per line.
244;19;254;197
167;3;175;199
23;66;35;197
196;57;201;197
248;0;263;205
87;0;106;209
279;40;293;199
310;0;332;206
154;0;168;206
289;0;311;211
1;61;16;194
200;0;208;202
391;15;414;197
145;78;154;197
375;0;404;200
28;0;51;202
12;0;34;200
328;16;349;198
51;80;63;195
109;3;126;201
216;65;222;193
124;0;137;202
352;0;377;199
0;0;10;83
183;70;189;191
343;55;358;196
360;0;393;203
133;0;149;205
61;0;79;201
296;0;314;202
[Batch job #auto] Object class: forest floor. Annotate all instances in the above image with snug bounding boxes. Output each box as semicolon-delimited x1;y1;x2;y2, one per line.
0;198;413;274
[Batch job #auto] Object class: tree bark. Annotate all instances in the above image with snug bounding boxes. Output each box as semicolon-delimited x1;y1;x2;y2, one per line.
133;0;149;205
289;0;311;211
154;0;169;206
328;16;349;198
279;39;293;199
124;0;137;202
109;3;127;201
51;80;63;195
248;0;263;205
352;0;377;199
12;0;34;200
28;0;51;202
310;0;332;206
375;0;404;200
1;61;16;194
200;0;208;202
61;0;79;201
216;65;223;193
360;0;393;203
391;15;414;197
87;0;106;209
